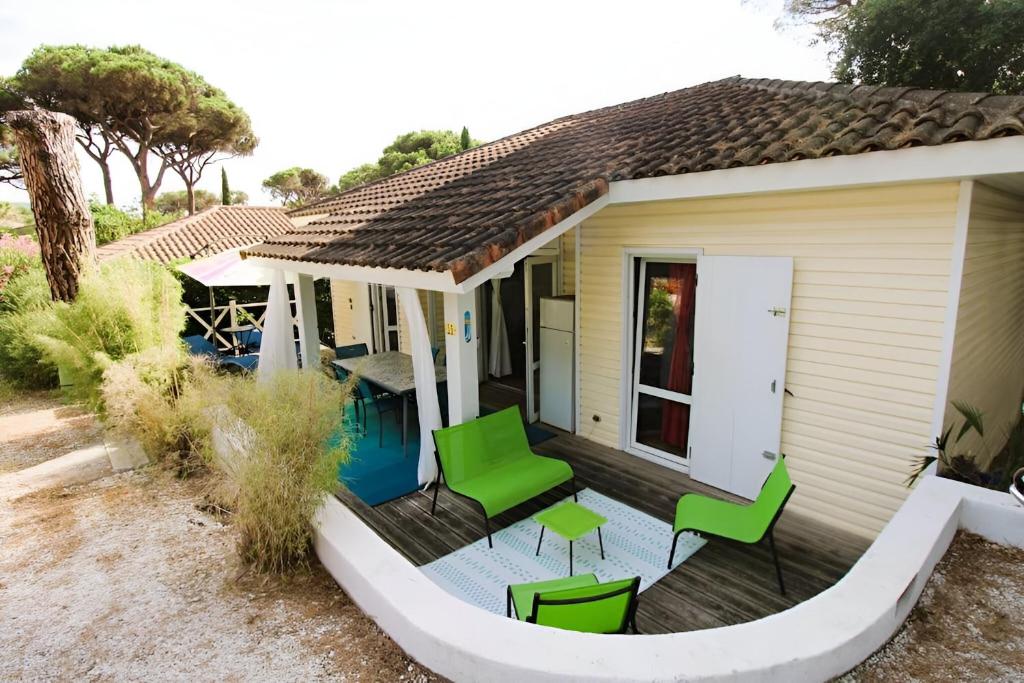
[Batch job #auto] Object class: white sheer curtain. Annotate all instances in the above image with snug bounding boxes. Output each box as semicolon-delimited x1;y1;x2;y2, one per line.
488;279;512;377
257;269;297;382
396;287;443;486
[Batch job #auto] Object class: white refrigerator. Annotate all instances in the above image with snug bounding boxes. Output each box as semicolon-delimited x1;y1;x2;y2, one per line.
539;296;575;431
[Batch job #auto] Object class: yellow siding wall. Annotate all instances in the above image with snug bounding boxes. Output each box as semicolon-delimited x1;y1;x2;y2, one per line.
397;289;443;354
945;182;1024;465
330;279;365;346
578;183;961;539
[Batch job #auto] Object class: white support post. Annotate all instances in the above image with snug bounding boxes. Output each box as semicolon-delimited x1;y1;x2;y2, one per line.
295;273;320;371
443;289;480;424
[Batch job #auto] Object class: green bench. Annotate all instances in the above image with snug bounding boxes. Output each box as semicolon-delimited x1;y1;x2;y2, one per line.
667;456;796;594
431;406;576;547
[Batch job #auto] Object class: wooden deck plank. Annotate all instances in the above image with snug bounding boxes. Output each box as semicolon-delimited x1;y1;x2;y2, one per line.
334;432;870;634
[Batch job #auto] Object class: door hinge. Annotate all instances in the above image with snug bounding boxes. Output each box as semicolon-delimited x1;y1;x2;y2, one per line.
762;451;778;461
768;307;787;317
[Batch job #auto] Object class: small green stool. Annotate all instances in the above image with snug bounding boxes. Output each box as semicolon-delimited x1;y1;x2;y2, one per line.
533;501;607;575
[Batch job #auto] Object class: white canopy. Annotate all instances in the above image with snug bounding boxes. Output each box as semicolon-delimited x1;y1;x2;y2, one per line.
177;245;297;287
257;268;298;381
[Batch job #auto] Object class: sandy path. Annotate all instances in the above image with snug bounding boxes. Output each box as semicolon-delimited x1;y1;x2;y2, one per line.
0;470;440;681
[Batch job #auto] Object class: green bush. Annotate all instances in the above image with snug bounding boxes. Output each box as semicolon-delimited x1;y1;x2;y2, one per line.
204;370;350;573
33;258;187;406
0;266;57;389
90;201;179;245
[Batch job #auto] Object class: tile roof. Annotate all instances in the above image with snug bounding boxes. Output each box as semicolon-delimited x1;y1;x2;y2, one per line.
97;205;293;264
250;76;1024;283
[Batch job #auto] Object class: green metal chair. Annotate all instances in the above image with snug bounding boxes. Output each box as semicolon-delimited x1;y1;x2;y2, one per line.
431;406;575;547
667;457;796;594
506;574;641;634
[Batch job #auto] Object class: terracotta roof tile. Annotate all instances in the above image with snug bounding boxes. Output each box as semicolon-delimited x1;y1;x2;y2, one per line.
97;205;293;264
251;76;1024;283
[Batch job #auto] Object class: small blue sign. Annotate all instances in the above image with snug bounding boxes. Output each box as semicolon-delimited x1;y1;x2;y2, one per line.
463;310;472;343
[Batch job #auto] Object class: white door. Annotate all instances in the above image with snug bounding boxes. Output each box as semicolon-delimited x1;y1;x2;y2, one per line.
688;256;793;500
525;256;557;423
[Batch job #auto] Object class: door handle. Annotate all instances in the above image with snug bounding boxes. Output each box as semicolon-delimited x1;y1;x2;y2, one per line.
762;451;777;461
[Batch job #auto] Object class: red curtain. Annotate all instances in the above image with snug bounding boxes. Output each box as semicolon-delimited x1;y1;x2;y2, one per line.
660;263;697;451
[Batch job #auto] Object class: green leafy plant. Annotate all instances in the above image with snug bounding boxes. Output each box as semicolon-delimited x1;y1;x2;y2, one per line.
0;266;56;388
201;370;350;573
32;259;186;406
906;400;1020;489
90;201;178;245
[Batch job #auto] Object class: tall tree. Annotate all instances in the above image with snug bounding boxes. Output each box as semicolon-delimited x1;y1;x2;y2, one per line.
6;110;95;301
153;86;257;214
13;46;122;204
335;129;483;192
155;189;218;214
777;0;1024;93
221;167;231;205
262;167;330;206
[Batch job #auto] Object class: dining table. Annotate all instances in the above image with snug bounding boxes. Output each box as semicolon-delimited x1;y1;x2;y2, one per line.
332;350;447;456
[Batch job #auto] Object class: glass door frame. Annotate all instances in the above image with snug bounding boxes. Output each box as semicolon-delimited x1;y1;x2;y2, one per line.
623;250;702;471
524;255;558;423
369;284;400;352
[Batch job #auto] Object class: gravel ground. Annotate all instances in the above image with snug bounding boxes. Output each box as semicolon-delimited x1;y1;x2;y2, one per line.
0;391;441;682
0;390;103;474
843;531;1024;682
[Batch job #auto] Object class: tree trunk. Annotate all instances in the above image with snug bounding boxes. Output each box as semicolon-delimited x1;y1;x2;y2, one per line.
99;158;115;205
7;110;96;302
186;182;196;215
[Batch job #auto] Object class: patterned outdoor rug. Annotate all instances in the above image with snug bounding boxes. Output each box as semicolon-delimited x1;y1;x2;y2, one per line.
420;488;706;615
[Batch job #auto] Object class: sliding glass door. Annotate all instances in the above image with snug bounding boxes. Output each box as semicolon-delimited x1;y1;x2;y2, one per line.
629;258;697;466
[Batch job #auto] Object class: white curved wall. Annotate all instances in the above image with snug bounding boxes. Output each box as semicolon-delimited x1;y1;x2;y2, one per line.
313;477;1024;682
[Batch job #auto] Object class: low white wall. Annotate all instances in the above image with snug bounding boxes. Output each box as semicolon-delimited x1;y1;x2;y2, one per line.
313;477;1024;682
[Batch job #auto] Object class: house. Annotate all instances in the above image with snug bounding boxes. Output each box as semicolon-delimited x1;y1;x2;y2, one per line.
246;76;1024;540
98;204;295;348
96;204;293;264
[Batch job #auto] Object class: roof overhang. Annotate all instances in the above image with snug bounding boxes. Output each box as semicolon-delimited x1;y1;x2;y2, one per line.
252;136;1024;291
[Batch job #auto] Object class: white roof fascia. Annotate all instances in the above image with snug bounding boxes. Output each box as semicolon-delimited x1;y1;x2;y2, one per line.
242;256;460;292
456;193;611;292
608;136;1024;205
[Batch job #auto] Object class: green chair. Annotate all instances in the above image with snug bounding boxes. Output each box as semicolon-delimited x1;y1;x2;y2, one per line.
667;457;796;594
431;406;575;547
506;574;641;634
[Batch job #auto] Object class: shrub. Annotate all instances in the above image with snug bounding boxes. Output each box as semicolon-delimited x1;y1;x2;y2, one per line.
0;233;40;299
0;266;57;388
206;370;350;573
90;201;179;245
33;258;187;406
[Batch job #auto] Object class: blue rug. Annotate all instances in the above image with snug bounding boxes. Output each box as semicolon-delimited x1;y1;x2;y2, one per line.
333;406;421;507
420;488;706;615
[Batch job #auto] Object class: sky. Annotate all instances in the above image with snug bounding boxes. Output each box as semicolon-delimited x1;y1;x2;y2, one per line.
0;0;829;208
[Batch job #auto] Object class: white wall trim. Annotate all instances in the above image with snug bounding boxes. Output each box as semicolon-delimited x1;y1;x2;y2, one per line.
929;180;974;466
574;226;582;434
313;476;1024;682
458;195;611;293
608;137;1024;205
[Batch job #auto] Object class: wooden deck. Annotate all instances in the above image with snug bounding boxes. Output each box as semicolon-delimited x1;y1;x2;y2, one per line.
335;432;870;634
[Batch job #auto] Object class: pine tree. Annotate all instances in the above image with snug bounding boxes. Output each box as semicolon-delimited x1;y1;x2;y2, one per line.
221;167;231;205
460;126;470;151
